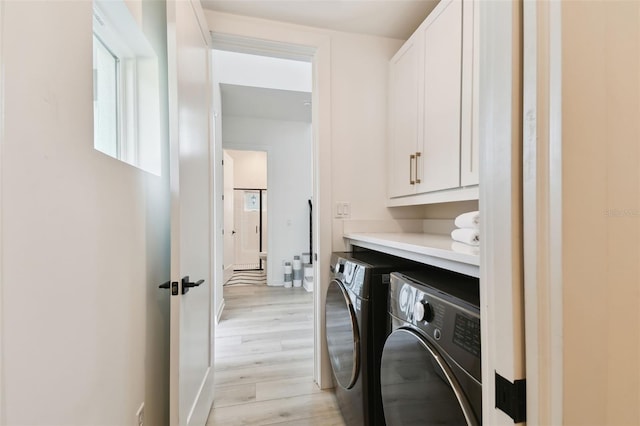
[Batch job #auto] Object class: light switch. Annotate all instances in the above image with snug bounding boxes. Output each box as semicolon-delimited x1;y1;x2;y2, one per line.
342;203;350;218
335;202;351;218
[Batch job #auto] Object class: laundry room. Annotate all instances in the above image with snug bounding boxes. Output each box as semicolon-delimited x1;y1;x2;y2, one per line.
1;1;639;426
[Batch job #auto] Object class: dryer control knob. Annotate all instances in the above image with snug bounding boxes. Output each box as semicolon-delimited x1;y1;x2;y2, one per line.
414;301;434;323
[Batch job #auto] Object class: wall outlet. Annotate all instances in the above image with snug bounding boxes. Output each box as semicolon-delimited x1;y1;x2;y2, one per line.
136;403;144;426
335;202;351;219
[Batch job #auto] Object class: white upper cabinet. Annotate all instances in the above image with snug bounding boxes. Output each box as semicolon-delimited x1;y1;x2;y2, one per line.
460;0;479;187
387;0;478;206
419;0;462;193
388;34;423;198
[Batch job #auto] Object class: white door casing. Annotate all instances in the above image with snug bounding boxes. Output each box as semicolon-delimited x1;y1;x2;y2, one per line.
0;1;5;422
207;20;332;388
522;1;563;424
478;1;526;425
167;0;215;425
223;151;234;283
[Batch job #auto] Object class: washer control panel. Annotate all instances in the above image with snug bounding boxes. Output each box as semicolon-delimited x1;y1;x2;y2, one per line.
389;271;481;381
330;255;366;299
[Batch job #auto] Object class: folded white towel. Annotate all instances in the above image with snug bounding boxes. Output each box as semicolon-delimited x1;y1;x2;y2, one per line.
455;211;480;229
451;228;479;246
451;241;480;256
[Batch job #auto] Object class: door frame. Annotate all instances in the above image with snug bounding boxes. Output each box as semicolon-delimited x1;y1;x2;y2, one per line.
222;150;235;284
522;1;564;424
232;186;267;271
208;26;333;388
0;0;4;421
218;145;272;289
481;1;564;423
478;1;526;424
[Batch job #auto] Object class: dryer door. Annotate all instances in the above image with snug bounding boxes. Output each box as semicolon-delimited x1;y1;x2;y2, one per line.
325;279;360;389
380;328;479;426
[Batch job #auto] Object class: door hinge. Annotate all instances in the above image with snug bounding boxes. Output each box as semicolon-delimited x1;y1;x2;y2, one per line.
495;372;526;423
222;194;224;201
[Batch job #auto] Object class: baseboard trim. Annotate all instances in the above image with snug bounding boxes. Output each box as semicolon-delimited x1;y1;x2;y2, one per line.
216;299;225;324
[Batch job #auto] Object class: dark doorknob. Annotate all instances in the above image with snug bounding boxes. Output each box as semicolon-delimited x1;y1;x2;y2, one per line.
159;277;203;295
181;276;204;294
158;280;179;295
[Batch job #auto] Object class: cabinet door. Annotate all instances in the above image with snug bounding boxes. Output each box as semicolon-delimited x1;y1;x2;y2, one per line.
418;0;462;193
460;0;479;186
388;35;422;198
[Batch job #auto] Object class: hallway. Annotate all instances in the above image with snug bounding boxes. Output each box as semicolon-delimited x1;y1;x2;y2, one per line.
207;284;344;425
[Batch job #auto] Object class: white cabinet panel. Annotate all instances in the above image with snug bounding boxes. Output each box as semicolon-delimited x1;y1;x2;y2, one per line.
460;0;480;186
419;0;462;193
388;36;422;198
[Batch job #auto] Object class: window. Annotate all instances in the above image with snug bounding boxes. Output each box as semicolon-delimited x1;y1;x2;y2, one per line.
244;191;260;211
93;34;119;158
92;0;161;175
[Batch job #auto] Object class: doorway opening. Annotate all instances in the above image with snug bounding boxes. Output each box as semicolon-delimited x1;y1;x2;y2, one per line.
222;148;269;280
213;48;314;292
210;46;322;419
232;188;267;271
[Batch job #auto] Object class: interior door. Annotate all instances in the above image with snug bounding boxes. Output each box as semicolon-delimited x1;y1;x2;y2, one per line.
223;151;235;283
233;189;261;268
166;1;215;424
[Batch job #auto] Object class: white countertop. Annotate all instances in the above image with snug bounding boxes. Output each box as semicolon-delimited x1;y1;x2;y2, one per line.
344;232;479;278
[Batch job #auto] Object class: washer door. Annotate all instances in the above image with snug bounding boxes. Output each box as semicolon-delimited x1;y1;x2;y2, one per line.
380;328;479;426
325;279;360;389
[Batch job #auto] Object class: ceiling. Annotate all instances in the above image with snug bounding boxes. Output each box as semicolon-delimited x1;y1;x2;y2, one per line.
220;84;312;123
201;0;440;40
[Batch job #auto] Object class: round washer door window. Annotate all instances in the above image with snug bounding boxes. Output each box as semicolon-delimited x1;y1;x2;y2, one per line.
325;279;360;389
380;328;478;426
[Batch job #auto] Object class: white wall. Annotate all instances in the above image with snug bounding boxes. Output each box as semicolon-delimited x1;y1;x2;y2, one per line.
214;50;312;92
226;149;267;189
0;1;170;424
224;118;312;286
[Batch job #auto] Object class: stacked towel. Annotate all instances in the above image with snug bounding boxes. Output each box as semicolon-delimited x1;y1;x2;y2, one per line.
454;211;479;229
451;211;480;246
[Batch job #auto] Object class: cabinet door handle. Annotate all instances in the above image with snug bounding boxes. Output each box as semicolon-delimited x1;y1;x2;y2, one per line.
415;152;422;184
409;154;416;185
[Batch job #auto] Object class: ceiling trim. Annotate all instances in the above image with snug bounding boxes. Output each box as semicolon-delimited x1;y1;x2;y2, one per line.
210;33;315;62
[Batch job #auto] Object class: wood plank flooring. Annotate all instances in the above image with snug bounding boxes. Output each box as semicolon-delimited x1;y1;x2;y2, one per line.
207;284;345;426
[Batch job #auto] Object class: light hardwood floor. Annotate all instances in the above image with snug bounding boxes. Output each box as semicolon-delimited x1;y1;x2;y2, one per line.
207;284;345;426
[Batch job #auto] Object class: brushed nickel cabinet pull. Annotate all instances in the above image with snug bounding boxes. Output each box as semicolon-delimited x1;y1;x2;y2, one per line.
415;152;422;184
410;154;416;185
